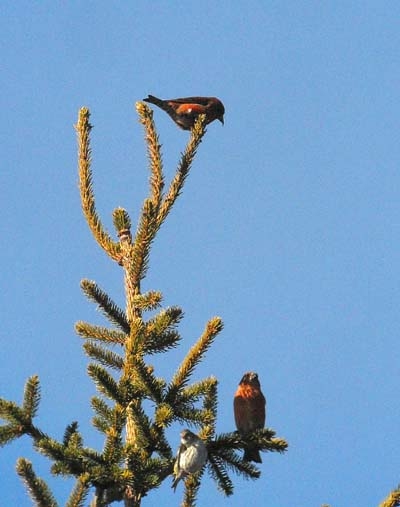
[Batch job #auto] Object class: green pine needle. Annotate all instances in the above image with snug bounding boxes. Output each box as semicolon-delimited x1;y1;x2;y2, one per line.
144;307;183;354
126;356;164;403
63;422;79;447
84;341;124;370
126;401;152;450
157;114;207;227
0;423;24;446
216;448;260;479
143;330;181;355
181;469;203;507
380;485;400;507
103;429;123;465
65;476;90;507
16;458;59;507
132;290;162;310
167;317;223;402
179;376;218;405
154;403;174;428
127;197;158;285
76;108;121;262
175;406;214;427
207;455;234;496
136;101;164;213
91;397;113;423
22;375;41;420
76;322;127;345
87;364;125;404
0;398;27;426
80;279;130;333
113;207;132;236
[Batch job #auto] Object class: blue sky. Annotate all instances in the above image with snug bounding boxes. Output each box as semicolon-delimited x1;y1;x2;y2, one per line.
1;2;399;505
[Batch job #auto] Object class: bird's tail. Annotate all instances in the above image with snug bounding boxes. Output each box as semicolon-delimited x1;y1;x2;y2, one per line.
143;94;164;108
243;446;262;463
171;475;181;492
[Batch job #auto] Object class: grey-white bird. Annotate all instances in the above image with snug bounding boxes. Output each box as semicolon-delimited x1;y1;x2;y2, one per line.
172;429;208;491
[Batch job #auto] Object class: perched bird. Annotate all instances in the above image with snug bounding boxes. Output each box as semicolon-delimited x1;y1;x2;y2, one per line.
234;371;266;463
143;95;225;130
172;429;208;491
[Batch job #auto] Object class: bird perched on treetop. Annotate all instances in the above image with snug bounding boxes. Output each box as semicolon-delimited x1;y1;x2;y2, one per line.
143;95;225;130
234;371;266;463
172;429;208;491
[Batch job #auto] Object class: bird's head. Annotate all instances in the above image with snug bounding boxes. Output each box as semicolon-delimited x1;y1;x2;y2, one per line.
216;101;225;125
210;97;225;125
180;429;197;445
239;371;261;388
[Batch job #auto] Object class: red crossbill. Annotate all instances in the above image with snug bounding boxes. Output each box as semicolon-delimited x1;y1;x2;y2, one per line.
143;95;225;130
234;371;266;463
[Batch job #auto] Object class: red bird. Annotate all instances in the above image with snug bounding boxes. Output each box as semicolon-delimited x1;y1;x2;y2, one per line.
234;371;266;463
143;95;225;130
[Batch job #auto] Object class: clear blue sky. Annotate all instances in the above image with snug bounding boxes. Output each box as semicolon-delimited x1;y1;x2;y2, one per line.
1;2;399;505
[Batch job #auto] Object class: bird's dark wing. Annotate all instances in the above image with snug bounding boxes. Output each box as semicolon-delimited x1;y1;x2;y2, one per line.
234;392;247;430
168;96;213;106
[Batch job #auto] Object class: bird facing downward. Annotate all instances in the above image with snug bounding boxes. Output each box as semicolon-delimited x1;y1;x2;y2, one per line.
172;429;208;491
143;95;225;130
234;371;266;463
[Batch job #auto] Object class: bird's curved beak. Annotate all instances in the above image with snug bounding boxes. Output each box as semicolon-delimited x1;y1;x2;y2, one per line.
219;116;224;125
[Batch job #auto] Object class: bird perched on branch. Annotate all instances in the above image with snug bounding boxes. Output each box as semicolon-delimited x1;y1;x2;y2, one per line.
143;95;225;130
234;371;266;463
172;429;208;491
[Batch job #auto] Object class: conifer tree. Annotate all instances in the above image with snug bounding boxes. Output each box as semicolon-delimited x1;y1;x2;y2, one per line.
0;103;397;507
0;103;286;506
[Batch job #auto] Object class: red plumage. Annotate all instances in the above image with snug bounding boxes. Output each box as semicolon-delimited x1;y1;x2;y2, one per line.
143;95;225;130
234;371;266;463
